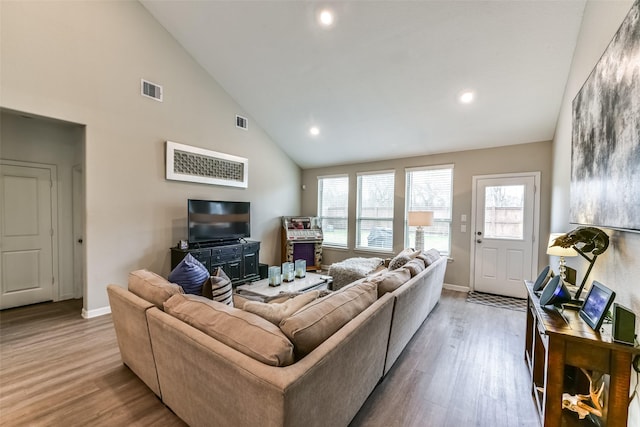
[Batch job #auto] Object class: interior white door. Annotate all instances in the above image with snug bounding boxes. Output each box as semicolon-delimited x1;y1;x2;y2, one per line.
472;175;537;299
0;164;54;309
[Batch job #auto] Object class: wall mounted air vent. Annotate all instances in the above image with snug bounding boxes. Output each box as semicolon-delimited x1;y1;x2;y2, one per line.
141;79;163;102
236;115;248;130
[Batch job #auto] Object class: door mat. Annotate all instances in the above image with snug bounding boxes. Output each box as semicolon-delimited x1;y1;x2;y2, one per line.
466;291;527;312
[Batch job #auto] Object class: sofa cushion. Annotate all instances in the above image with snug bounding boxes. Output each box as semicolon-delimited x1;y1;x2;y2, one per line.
419;248;441;266
404;258;425;277
369;268;412;297
202;267;233;307
168;253;210;295
164;293;294;367
243;291;320;325
279;281;378;357
388;248;420;270
128;269;184;309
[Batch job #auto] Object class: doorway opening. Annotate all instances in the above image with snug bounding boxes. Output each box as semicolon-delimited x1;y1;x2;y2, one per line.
0;109;86;311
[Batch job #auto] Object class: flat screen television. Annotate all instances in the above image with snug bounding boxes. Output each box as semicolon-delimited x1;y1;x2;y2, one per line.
188;199;250;245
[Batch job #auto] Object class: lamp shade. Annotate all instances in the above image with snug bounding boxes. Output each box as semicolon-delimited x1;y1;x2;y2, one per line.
408;211;434;227
546;233;578;257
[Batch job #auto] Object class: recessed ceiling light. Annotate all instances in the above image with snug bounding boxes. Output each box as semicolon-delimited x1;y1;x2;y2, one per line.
459;91;475;104
309;126;320;136
318;9;334;27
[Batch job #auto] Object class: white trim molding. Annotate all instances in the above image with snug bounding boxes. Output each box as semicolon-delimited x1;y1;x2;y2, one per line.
82;305;111;319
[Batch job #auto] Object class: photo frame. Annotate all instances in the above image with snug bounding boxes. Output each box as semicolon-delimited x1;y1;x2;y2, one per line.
579;280;616;331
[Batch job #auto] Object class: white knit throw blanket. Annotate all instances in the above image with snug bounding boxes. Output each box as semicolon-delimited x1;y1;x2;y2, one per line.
329;257;384;290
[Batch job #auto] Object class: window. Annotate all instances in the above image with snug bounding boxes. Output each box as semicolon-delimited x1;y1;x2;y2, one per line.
356;171;395;251
405;165;453;255
317;175;349;247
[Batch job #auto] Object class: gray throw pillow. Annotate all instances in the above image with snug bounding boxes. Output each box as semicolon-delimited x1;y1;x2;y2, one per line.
421;248;441;266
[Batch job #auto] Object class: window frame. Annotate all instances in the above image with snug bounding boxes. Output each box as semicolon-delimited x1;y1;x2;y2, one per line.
317;174;349;248
404;164;454;255
355;170;396;252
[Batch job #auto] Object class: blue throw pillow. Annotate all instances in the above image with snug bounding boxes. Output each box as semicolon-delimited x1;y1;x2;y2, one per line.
168;253;210;295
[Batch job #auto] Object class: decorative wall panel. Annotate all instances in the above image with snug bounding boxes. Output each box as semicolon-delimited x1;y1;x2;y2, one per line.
165;141;248;188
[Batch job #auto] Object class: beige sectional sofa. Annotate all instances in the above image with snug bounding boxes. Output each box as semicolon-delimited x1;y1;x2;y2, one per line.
107;251;447;427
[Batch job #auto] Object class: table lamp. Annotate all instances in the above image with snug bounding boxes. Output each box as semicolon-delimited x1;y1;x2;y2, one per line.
408;211;434;251
546;233;577;282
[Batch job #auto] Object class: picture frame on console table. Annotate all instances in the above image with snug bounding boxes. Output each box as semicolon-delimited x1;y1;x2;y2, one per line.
579;280;616;331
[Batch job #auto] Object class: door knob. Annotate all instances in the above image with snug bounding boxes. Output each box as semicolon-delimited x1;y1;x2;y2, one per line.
477;231;482;236
78;238;83;244
477;239;482;244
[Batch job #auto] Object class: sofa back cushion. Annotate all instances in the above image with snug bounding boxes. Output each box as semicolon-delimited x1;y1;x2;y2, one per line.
279;281;378;357
370;268;412;298
164;293;294;367
128;269;184;309
242;291;320;325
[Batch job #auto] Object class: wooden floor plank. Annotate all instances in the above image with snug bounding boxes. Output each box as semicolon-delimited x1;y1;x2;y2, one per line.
0;291;538;426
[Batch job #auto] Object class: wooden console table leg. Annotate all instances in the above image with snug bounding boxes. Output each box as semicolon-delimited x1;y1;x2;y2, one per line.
544;335;565;426
607;350;632;427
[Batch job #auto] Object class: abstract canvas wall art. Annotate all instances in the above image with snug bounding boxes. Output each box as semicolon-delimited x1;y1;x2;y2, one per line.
571;0;640;232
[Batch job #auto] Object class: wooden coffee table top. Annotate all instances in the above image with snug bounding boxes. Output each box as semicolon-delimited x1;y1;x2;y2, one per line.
236;272;330;298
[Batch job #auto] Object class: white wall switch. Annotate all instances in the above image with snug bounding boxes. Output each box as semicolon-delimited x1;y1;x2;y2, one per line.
461;224;467;233
461;214;467;222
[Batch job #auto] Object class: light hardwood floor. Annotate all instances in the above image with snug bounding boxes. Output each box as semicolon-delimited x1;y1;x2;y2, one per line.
0;290;538;426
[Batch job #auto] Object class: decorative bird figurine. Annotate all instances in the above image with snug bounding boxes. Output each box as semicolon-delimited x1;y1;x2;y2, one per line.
551;226;609;255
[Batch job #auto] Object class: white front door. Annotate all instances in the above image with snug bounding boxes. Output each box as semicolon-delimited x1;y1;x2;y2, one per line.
471;173;539;299
0;163;55;309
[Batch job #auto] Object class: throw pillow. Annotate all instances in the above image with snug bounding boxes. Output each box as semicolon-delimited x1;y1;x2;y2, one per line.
168;253;210;295
164;293;294;367
243;291;320;325
388;248;421;270
404;258;425;277
202;267;233;307
279;281;378;357
128;269;184;309
369;268;412;297
420;248;441;266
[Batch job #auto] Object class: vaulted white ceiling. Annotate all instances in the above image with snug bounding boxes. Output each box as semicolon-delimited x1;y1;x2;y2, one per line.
141;0;586;169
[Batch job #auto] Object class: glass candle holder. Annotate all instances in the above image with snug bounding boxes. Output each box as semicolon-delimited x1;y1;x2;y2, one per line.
268;266;281;287
282;262;295;282
295;259;306;278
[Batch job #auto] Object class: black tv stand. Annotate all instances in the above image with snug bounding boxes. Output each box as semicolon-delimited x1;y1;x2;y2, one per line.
171;240;260;286
190;239;242;249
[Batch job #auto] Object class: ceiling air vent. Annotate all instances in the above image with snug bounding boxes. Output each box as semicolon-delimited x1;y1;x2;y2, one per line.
236;115;248;130
141;79;163;102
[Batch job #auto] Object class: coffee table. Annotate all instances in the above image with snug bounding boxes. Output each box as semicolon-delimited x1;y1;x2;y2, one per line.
236;272;331;299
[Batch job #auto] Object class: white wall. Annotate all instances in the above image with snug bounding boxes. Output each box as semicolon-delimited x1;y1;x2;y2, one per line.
302;140;554;289
0;1;301;314
550;0;640;422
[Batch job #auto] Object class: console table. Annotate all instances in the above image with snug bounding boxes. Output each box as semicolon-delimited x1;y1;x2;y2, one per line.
171;241;260;285
524;281;640;426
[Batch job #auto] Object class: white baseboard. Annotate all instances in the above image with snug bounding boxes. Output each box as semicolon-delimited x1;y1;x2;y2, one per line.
443;283;470;293
82;305;111;319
